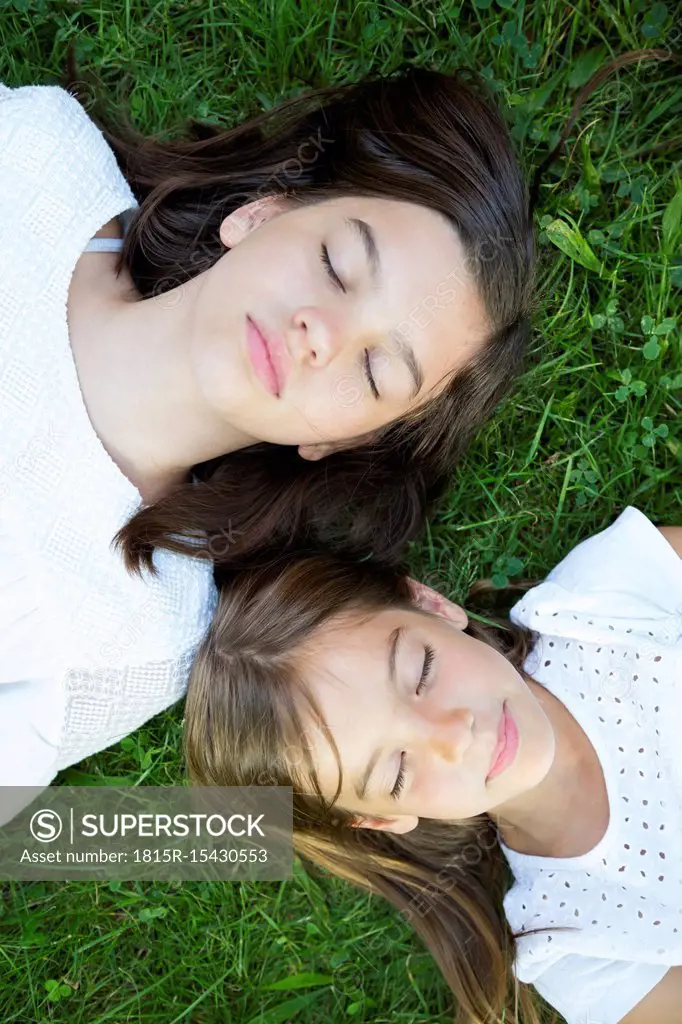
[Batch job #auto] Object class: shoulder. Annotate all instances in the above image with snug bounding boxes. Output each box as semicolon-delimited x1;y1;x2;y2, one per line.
1;80;93;121
79;550;218;670
56;643;200;771
530;954;675;1024
656;525;682;558
618;966;682;1023
0;80;135;215
511;507;682;638
541;506;680;595
0;81;90;140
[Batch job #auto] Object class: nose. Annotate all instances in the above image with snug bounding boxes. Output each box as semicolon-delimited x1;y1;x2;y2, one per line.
429;708;474;765
290;306;344;368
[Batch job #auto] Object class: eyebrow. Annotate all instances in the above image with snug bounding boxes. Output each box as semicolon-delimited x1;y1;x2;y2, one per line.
353;626;403;801
390;326;424;400
344;217;423;399
346;216;380;283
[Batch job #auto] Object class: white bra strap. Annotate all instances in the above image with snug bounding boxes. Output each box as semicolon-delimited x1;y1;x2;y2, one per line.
83;237;125;253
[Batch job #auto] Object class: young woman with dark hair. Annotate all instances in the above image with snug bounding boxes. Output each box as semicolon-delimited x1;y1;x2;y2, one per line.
0;56;535;810
71;59;538;576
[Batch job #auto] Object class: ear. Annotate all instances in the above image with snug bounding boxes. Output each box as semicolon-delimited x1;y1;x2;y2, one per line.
297;442;337;461
297;430;382;461
350;814;419;835
220;195;290;248
406;578;468;629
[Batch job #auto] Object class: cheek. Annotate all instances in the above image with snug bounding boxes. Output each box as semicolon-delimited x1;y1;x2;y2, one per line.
414;757;482;818
253;223;318;287
293;377;386;441
220;235;311;310
466;641;517;687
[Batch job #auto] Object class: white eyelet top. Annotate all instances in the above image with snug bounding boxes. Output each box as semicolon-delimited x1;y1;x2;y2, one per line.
500;507;682;1023
0;82;217;796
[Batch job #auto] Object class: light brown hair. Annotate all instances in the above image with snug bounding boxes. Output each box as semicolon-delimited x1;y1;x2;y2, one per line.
184;551;575;1024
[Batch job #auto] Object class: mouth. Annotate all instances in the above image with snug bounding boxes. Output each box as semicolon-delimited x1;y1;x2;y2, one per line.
246;316;281;397
486;700;519;782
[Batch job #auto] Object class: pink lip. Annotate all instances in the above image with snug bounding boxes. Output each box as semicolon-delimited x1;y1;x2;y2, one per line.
486;701;519;782
246;316;283;397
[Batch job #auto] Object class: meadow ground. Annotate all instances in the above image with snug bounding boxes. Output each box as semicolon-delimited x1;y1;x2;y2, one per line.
1;0;681;1021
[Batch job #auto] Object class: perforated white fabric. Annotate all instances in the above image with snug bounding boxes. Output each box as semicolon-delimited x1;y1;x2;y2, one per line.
500;507;682;1021
0;82;217;783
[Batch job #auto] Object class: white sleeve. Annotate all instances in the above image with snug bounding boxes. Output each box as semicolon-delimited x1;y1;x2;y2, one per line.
0;679;62;825
532;955;671;1024
0;521;67;793
0;522;197;789
0;650;195;827
511;507;682;635
53;647;197;773
0;80;136;246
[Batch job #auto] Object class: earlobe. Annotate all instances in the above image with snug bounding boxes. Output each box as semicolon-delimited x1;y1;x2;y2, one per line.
297;445;322;461
298;432;378;462
297;444;333;461
351;814;419;835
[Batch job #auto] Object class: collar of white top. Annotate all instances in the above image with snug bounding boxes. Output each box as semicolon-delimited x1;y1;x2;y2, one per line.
82;206;135;253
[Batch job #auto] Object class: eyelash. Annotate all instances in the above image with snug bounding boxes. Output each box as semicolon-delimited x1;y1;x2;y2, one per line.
364;349;380;400
391;756;407;801
390;644;436;800
417;643;435;695
319;243;345;292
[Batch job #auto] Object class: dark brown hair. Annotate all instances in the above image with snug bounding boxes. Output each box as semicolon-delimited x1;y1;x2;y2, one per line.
61;48;676;578
183;550;574;1024
64;52;536;577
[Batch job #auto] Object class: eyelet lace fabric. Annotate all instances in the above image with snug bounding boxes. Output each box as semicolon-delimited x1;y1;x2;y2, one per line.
498;508;682;1019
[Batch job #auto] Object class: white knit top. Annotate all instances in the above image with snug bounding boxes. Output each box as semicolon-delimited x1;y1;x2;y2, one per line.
501;507;682;1024
0;82;217;787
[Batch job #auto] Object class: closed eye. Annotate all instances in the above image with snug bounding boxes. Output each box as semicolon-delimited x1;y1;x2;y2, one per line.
390;644;435;800
319;243;345;293
364;349;380;400
391;753;407;800
416;643;435;695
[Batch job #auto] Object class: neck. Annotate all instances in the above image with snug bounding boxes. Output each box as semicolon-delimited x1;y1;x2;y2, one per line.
77;270;258;501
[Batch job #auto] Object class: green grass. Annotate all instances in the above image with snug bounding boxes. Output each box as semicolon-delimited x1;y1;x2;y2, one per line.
1;0;681;1020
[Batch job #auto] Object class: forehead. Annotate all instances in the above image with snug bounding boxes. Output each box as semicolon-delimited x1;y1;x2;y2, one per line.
300;606;407;722
302;194;466;272
307;195;489;369
298;604;452;805
302;605;397;687
297;609;399;798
